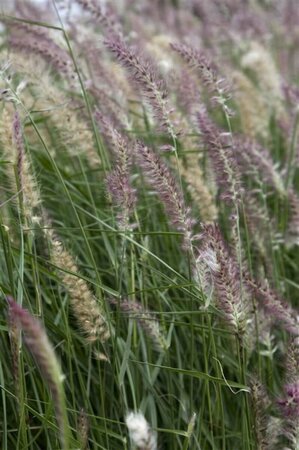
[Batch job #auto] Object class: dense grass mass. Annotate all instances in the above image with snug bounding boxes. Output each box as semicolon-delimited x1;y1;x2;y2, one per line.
0;1;298;449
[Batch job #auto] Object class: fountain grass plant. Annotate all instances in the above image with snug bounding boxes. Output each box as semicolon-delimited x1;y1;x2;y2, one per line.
0;1;298;449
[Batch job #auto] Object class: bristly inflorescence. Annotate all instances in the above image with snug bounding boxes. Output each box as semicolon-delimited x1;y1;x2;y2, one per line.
46;229;110;344
95;110;137;230
8;23;76;84
7;303;20;401
109;297;168;352
240;41;284;118
282;341;299;409
77;408;89;450
249;376;284;450
174;67;202;116
11;110;41;221
170;42;232;115
277;339;299;449
178;157;218;223
241;191;274;275
232;70;270;140
197;109;242;205
242;273;298;336
105;36;177;139
278;382;299;419
6;297;69;450
106;168;137;230
12;111;24;194
136;141;194;250
75;0;122;37
250;378;276;450
286;188;299;247
233;137;286;197
198;223;249;336
171;42;218;89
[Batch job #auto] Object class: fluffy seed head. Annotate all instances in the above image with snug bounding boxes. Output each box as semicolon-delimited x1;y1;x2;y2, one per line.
125;411;157;450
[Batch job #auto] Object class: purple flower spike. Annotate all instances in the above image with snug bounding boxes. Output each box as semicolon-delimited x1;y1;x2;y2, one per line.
197;109;242;205
136;141;194;250
106;168;137;230
95;110;137;230
9;23;75;84
7;297;69;450
243;274;299;336
171;42;218;91
171;42;232;115
105;37;177;139
278;382;299;419
199;223;248;336
75;0;121;37
12;111;24;191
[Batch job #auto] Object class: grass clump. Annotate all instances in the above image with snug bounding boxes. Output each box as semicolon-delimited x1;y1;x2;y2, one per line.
0;1;298;449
